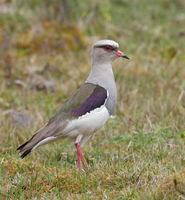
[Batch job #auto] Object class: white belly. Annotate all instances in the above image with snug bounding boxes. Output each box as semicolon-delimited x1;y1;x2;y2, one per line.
63;105;110;138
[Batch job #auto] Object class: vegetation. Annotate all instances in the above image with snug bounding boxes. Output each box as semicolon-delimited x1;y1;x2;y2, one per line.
0;0;185;199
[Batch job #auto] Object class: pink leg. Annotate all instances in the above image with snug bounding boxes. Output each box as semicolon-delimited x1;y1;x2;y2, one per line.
75;143;86;170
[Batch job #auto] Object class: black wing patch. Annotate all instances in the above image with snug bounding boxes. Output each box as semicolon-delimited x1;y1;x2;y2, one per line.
71;86;107;117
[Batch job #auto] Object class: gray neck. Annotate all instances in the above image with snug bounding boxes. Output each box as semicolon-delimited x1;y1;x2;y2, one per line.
85;62;117;114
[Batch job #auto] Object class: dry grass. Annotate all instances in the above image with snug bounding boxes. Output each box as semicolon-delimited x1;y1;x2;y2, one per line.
0;0;185;199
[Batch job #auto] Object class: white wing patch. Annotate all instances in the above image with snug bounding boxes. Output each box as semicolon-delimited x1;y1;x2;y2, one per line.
63;90;110;138
77;89;109;118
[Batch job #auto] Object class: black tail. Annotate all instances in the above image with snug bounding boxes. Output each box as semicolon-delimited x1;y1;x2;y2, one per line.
17;121;58;158
19;148;32;158
17;139;33;158
17;140;29;151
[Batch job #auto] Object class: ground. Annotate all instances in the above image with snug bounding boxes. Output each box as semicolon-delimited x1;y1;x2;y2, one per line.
0;0;185;199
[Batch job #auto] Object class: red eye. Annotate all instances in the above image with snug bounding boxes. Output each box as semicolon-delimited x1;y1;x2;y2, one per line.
104;45;113;51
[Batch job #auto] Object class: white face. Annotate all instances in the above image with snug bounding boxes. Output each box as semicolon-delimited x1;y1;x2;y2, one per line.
92;44;119;63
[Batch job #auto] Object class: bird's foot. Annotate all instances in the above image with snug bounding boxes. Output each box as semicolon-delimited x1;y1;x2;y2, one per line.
75;143;88;170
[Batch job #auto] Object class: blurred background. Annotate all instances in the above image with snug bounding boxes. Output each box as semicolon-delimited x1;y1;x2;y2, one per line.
0;0;185;199
0;0;184;128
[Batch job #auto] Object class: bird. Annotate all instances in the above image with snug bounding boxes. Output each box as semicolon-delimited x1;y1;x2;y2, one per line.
17;39;129;169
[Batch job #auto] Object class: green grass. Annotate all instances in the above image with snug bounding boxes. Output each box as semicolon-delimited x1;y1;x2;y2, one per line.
0;0;185;199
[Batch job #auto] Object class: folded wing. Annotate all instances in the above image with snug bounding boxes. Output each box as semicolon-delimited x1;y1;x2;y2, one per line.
17;83;108;158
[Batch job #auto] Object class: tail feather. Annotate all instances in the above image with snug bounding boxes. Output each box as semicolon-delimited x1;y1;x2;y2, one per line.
20;148;32;158
17;122;58;158
17;136;37;158
17;140;30;151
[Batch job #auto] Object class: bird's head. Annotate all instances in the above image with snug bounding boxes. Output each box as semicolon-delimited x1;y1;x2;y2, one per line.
92;39;129;64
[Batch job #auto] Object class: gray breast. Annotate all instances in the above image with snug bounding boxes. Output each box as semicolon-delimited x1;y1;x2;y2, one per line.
85;64;117;115
105;81;117;115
